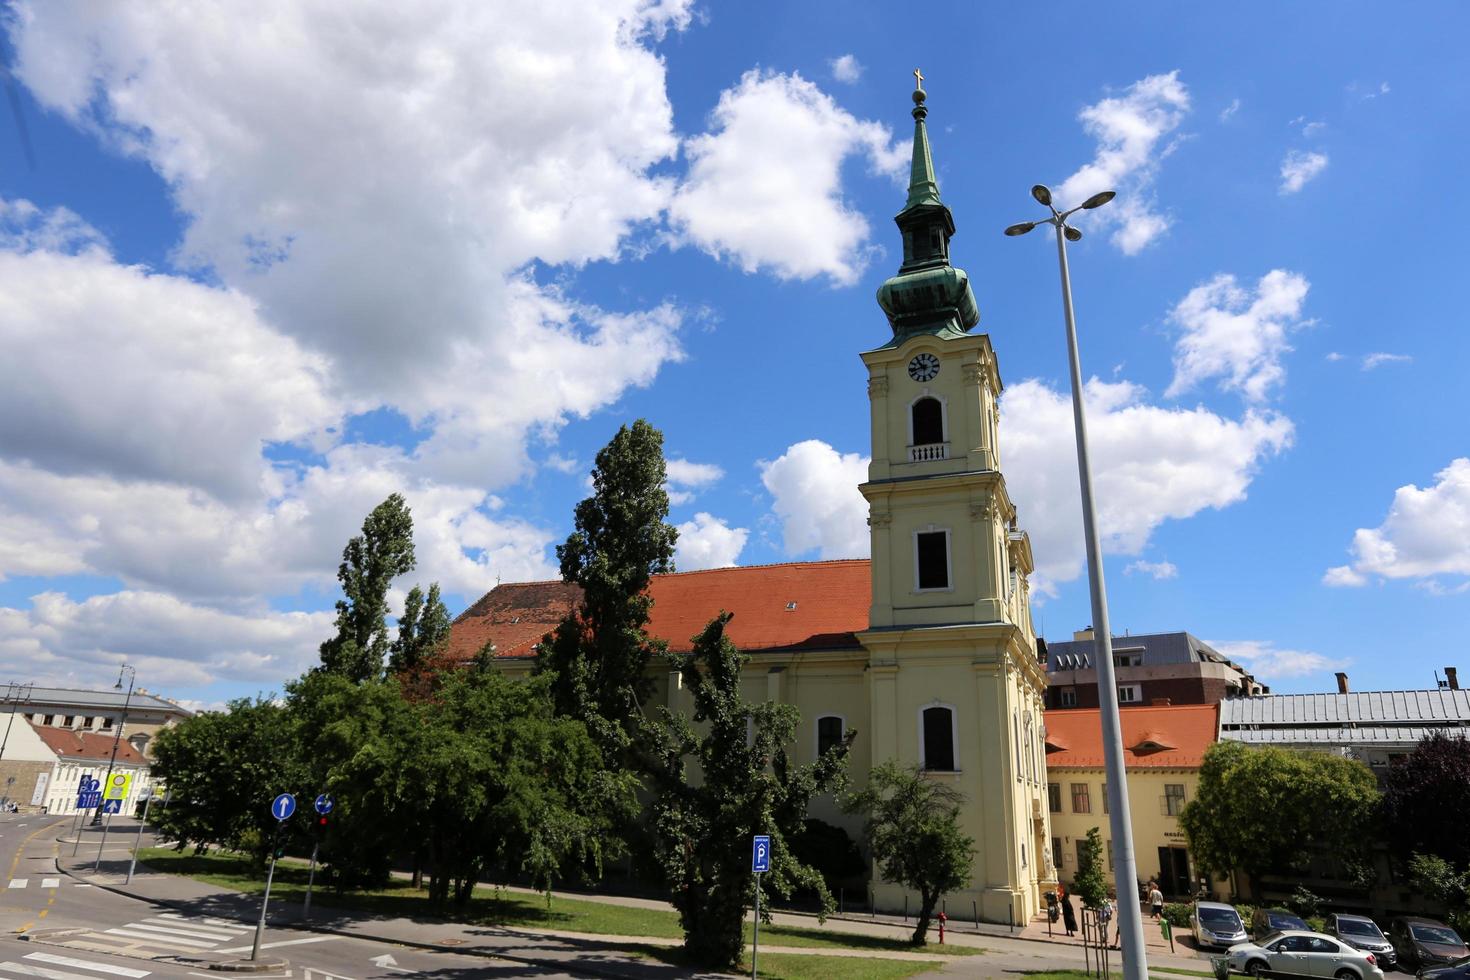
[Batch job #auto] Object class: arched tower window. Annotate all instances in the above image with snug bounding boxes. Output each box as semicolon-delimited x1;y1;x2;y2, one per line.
921;705;956;771
911;396;944;446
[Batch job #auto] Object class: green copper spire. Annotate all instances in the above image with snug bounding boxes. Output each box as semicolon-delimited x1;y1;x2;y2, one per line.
904;71;943;211
875;72;980;345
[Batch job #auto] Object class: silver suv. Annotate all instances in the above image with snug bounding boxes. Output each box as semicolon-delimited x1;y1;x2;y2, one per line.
1228;930;1386;980
1194;901;1248;949
1325;914;1396;970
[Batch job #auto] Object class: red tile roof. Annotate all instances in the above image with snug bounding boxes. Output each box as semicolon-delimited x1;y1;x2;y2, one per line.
1043;703;1219;769
446;560;872;661
31;724;148;766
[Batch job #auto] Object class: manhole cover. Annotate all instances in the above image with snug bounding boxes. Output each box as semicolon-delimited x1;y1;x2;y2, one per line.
437;939;465;946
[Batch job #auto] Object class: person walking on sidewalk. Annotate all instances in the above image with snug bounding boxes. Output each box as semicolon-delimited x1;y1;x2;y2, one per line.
1061;886;1078;937
1149;882;1164;919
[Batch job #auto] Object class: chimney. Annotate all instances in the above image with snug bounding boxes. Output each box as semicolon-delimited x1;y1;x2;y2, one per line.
1447;667;1460;691
1073;626;1095;642
1335;672;1349;695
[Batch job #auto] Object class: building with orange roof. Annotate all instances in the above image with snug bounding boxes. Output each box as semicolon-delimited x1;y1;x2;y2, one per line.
451;85;1054;925
32;723;154;816
1043;702;1227;899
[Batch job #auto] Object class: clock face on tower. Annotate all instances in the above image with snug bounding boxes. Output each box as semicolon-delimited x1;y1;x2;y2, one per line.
907;352;940;382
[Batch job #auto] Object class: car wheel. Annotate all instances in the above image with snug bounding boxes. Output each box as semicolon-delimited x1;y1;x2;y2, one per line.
1247;961;1267;978
1334;971;1357;980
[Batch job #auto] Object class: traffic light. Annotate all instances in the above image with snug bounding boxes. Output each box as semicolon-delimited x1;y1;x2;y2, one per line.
316;815;328;831
274;845;287;859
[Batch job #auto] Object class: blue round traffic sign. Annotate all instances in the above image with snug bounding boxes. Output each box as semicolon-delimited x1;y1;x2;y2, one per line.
314;793;334;815
271;793;297;821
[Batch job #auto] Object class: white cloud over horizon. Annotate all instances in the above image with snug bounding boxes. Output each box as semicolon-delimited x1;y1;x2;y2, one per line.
1057;71;1191;254
1324;458;1470;590
759;440;871;560
1166;269;1311;403
675;512;749;570
1211;639;1348;681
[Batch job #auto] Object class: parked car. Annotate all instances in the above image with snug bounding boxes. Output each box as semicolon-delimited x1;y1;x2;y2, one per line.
1418;958;1470;980
1325;913;1397;971
1194;900;1248;949
1253;907;1310;940
1227;929;1386;980
1389;917;1469;971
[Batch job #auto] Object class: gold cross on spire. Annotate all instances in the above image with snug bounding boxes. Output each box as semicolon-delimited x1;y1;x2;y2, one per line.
913;67;925;89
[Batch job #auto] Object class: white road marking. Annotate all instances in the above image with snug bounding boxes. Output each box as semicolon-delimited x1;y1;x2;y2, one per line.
105;923;225;944
1;964;127;980
40;878;60;888
214;936;339;954
99;928;216;949
23;953;150;978
137;919;240;940
73;884;91;889
7;879;26;888
155;913;242;929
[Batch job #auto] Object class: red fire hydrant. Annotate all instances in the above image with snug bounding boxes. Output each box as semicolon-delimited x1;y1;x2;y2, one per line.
938;911;947;944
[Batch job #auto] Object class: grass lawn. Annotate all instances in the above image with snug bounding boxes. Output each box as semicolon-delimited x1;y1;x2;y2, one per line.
638;947;945;980
1021;972;1217;980
137;847;977;958
1152;969;1215;977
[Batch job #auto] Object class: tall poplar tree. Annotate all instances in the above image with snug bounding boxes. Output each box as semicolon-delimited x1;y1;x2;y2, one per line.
319;493;417;683
536;419;677;744
388;582;452;675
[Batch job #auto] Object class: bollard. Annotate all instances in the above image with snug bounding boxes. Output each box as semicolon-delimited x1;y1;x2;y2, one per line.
973;900;978;932
839;887;844;915
903;894;908;921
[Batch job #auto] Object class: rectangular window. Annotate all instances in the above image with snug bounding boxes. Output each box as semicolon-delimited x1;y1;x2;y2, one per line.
1107;839;1114;870
915;531;950;590
1117;684;1141;704
1048;783;1062;813
1071;782;1091;814
922;706;956;771
61;715;72;727
102;717;114;729
1052;837;1064;872
43;714;54;725
1114;648;1145;668
816;716;844;757
80;716;93;729
1165;783;1187;816
1059;688;1078;707
1102;782;1109;814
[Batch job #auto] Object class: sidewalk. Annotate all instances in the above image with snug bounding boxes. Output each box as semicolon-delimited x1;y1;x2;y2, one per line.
51;826;1210;979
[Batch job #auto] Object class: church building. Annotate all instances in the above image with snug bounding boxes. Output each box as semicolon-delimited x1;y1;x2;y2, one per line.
448;81;1054;925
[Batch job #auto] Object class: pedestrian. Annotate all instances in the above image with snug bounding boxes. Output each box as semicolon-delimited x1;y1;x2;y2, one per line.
1149;882;1164;919
1061;888;1078;937
1105;892;1120;949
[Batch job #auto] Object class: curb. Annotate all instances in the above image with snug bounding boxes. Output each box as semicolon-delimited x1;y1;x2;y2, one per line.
203;958;290;973
52;861;662;980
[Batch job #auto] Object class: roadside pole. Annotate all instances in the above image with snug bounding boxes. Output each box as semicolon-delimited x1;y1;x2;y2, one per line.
93;772;134;871
303;839;319;919
253;793;296;961
751;835;770;980
92;806;113;872
303;793;333;920
126;793;155;884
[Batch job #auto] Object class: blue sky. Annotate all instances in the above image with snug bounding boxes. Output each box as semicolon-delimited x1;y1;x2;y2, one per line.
0;1;1466;709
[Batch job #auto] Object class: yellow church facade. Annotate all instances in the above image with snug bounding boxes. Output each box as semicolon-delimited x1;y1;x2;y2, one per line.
452;83;1054;925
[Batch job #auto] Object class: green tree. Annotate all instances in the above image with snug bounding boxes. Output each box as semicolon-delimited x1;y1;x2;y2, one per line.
1073;827;1108;909
844;760;975;945
650;612;851;969
150;697;307;866
319;493;417;683
1408;853;1470;934
536;420;677;746
1381;732;1470;869
388;582;452;675
1180;741;1380;894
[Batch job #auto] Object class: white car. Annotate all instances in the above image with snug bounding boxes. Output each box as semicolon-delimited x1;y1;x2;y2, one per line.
1227;929;1386;980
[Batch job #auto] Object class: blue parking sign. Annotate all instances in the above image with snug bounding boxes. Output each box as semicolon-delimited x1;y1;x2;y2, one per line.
752;834;771;873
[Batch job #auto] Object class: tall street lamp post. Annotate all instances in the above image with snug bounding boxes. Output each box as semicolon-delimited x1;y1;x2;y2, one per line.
1005;185;1149;980
92;664;136;829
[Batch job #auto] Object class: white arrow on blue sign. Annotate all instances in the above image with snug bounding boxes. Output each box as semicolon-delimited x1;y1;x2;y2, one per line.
76;791;102;809
752;834;771;873
314;793;334;815
101;798;122;815
271;793;297;821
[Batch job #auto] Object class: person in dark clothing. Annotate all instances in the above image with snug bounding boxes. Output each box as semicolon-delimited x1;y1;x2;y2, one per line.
1061;890;1078;936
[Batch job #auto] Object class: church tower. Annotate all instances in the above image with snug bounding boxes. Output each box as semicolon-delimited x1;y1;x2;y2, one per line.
856;78;1053;924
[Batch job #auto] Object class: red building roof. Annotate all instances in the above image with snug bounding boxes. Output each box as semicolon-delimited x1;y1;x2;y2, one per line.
1043;703;1219;770
446;559;872;661
31;724;148;766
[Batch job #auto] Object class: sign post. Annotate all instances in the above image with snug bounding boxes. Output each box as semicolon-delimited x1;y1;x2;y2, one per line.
252;793;295;961
303;794;333;919
751;835;770;980
93;771;133;871
126;790;156;884
71;775;100;857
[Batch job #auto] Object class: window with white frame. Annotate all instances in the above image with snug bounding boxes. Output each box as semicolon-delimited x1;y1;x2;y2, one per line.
921;704;956;771
816;715;845;758
1059;688;1078;707
1117;684;1141;704
914;528;951;591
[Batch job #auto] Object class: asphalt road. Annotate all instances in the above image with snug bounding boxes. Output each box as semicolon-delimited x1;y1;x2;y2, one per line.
0;813;582;980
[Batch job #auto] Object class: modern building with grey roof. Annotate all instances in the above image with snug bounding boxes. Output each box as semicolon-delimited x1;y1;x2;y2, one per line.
10;685;192;760
1043;628;1266;710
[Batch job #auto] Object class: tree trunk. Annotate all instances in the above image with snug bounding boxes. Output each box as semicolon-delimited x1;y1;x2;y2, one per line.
911;889;937;945
411;851;422;890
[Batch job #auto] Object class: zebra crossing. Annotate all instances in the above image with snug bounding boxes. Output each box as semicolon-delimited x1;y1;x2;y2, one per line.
6;879;71;890
44;912;254;956
0;951;149;980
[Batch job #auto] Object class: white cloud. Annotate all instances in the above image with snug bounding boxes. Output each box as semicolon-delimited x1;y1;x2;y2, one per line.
1325;351;1345;362
829;54;862;84
1166;269;1311;403
1324;458;1470;589
1211;639;1347;680
1362;352;1412;370
669;70;907;285
1056;71;1191;255
1125;559;1178;580
1280;150;1329;194
0;591;335;690
1002;378;1292;590
1218;98;1241;122
10;1;691;487
674;512;748;570
1301;121;1326;137
543;454;581;475
759;440;870;559
665;458;726;505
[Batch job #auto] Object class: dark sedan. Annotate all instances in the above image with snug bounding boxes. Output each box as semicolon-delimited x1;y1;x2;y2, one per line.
1390;918;1469;971
1417;956;1470;980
